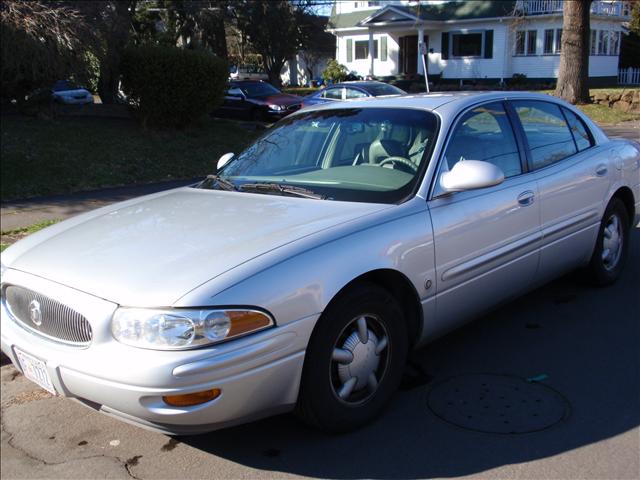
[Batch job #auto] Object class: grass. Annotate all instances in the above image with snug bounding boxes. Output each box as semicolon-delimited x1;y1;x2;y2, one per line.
0;115;261;201
538;87;640;124
283;87;320;96
0;219;59;252
574;103;640;124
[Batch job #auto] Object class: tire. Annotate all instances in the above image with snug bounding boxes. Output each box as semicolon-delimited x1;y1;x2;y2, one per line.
586;198;630;286
295;283;408;433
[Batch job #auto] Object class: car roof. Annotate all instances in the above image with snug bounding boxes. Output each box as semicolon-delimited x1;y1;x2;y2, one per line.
300;91;566;113
230;80;269;85
331;81;389;88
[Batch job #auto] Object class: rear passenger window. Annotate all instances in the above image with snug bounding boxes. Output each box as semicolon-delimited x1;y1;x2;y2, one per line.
443;102;522;178
322;88;343;100
345;88;368;99
513;101;577;169
562;108;594;151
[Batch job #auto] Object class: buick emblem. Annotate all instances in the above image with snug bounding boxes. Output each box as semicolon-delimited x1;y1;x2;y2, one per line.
29;300;42;326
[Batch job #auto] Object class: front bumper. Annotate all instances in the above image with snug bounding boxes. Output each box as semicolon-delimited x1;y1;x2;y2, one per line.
1;269;317;435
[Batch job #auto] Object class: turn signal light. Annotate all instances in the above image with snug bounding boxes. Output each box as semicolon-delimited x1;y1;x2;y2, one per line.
163;388;221;407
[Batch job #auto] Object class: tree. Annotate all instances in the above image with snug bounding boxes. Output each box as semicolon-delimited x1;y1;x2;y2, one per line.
629;0;640;35
322;59;348;83
0;0;91;102
76;1;137;104
298;13;334;84
233;0;303;87
554;0;591;104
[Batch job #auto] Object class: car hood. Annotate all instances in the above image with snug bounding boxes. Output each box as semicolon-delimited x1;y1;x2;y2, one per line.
251;93;301;106
6;188;388;306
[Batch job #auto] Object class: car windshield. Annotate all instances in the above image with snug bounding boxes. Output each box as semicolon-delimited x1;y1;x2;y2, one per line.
366;83;405;96
53;80;81;92
198;108;438;203
236;82;280;98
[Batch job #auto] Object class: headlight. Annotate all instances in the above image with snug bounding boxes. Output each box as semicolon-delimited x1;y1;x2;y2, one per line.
111;308;274;350
268;104;284;111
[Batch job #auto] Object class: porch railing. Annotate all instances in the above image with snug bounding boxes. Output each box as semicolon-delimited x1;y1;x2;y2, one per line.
618;67;640;85
516;0;629;17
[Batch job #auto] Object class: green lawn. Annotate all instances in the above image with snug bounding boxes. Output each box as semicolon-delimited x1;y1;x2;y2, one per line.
0;116;260;201
574;103;640;124
0;219;59;252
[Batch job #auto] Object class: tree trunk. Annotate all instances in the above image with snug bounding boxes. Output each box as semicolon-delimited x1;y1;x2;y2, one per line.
554;0;591;104
97;1;134;104
265;57;284;88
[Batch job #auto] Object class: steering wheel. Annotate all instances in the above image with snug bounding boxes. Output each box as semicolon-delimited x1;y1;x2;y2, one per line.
378;156;418;173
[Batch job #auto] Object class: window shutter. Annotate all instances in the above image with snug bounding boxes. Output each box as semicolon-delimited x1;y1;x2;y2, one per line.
441;32;449;60
484;30;493;58
346;39;353;62
381;36;388;61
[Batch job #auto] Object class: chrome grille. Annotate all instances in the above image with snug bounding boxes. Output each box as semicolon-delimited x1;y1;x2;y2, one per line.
4;286;92;346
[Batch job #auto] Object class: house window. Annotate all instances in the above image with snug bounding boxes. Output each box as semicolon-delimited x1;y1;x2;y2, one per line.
452;32;483;57
515;31;525;55
527;30;537;55
598;30;608;55
544;29;554;54
555;29;562;53
516;31;536;55
610;31;620;55
354;40;378;60
590;29;597;55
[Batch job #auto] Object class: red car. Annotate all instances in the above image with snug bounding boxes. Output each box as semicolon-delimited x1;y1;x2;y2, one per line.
215;81;302;121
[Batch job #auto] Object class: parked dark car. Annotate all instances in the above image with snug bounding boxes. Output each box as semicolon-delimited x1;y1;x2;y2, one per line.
302;81;406;107
214;81;302;121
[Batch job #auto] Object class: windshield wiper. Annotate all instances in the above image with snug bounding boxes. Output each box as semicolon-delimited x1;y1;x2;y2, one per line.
203;174;237;191
239;182;325;200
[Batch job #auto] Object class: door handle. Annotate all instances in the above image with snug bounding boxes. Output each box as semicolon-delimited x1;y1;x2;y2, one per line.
517;190;535;206
595;164;608;176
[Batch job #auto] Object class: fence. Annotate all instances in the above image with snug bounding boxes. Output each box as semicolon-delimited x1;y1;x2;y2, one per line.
618;67;640;85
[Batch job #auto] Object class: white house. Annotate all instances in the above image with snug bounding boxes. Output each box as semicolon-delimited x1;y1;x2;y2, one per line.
327;0;631;85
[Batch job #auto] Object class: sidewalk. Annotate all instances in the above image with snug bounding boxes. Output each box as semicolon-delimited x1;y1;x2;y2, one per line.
1;179;199;231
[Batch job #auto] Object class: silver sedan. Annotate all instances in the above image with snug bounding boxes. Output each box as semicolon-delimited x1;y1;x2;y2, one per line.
1;92;639;435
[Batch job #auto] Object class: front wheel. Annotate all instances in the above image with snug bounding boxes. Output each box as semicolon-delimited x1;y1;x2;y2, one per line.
586;198;630;286
296;283;408;432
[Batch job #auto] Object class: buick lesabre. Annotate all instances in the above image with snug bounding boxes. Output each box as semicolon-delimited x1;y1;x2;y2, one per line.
1;92;639;434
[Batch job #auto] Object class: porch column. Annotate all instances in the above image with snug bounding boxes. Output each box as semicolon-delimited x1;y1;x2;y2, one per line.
417;27;425;75
368;29;374;76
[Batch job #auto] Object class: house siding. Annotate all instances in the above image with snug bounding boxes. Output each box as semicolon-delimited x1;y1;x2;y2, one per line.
329;2;627;83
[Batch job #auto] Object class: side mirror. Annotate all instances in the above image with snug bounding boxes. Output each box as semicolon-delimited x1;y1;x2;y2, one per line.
440;160;504;193
217;152;234;171
227;88;245;99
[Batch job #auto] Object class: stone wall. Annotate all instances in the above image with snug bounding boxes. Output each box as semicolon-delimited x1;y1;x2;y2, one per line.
590;89;640;113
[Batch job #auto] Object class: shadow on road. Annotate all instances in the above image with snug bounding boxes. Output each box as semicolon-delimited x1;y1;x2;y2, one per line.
180;228;640;478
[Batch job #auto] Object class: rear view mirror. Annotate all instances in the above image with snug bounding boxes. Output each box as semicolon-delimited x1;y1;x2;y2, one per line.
440;160;504;193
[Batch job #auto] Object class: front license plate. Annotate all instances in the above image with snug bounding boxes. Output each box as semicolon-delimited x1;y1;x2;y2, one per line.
14;348;56;395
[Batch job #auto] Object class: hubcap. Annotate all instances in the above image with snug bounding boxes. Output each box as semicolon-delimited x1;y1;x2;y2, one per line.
330;315;389;404
602;214;623;271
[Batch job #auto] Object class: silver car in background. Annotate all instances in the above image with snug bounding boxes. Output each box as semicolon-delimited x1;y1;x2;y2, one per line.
1;92;639;435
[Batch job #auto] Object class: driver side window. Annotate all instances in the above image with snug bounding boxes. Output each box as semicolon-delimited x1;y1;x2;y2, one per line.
443;102;522;178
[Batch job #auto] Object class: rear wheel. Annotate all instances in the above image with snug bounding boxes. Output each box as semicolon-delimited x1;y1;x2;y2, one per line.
296;283;408;432
586;198;630;286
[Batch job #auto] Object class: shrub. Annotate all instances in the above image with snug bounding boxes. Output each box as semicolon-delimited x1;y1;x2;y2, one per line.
322;59;348;84
121;45;227;128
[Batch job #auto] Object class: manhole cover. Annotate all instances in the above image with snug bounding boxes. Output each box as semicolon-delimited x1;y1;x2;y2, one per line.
427;374;569;434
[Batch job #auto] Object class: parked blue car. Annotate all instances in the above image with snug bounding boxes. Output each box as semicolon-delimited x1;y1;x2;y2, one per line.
302;81;406;107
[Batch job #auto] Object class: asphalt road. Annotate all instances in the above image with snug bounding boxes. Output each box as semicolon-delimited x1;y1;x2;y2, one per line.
1;121;639;479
